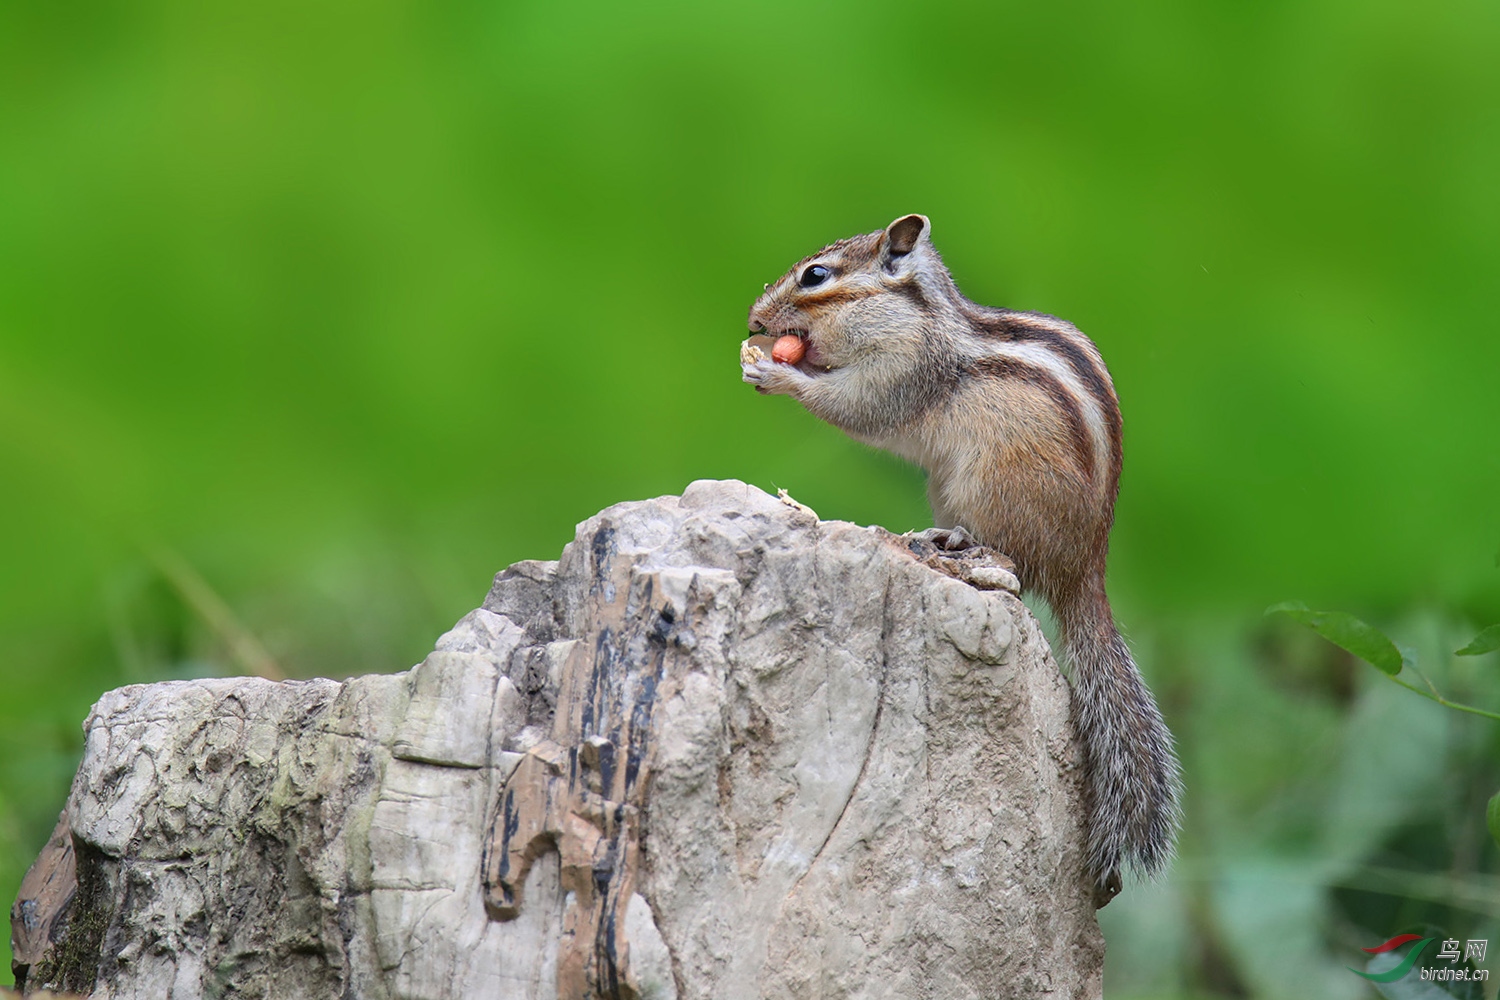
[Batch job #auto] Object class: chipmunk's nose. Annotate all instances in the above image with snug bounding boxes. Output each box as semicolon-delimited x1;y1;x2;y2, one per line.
747;300;769;333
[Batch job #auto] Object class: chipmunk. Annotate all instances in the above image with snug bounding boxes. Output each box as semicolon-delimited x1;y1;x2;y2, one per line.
741;214;1180;900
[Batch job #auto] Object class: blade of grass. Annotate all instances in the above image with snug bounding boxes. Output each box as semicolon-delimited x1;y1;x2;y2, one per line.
145;545;284;681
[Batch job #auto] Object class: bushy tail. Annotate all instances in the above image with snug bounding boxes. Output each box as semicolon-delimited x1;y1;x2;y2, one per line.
1060;600;1182;890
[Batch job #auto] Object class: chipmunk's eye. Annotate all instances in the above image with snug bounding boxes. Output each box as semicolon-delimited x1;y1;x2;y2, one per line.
799;265;830;288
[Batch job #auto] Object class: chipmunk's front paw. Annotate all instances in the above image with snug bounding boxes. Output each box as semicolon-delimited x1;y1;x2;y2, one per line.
741;357;800;396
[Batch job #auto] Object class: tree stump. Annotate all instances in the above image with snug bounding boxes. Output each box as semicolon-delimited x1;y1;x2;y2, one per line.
11;480;1104;999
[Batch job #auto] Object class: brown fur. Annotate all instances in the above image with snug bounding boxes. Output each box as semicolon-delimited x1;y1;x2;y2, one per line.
743;214;1182;894
963;355;1096;486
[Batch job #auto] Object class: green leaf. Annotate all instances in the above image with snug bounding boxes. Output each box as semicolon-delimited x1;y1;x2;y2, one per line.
1266;602;1404;675
1455;624;1500;657
1489;790;1500;851
1398;644;1419;674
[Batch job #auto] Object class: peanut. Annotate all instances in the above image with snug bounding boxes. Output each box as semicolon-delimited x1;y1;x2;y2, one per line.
772;335;806;365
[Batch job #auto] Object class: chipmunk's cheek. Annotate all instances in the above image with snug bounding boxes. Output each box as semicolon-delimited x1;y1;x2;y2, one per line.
799;337;833;375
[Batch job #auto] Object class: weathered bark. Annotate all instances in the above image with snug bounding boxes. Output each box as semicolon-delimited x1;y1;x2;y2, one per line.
11;480;1104;999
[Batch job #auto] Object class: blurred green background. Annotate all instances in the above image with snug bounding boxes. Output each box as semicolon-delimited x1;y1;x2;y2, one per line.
3;0;1498;994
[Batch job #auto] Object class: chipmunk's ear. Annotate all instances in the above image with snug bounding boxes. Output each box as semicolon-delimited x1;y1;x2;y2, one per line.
881;214;930;269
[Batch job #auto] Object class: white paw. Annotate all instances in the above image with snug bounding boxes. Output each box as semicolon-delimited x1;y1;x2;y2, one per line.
740;357;769;384
741;357;792;393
